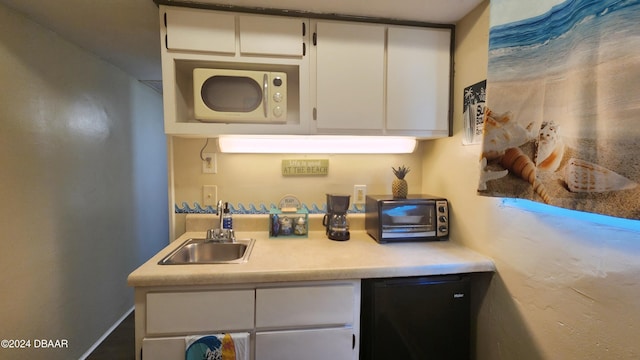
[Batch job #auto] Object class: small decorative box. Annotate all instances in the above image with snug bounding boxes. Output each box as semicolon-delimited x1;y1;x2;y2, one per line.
269;195;308;238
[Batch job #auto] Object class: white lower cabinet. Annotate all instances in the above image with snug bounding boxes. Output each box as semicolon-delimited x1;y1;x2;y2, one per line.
254;282;360;360
137;281;360;360
256;328;354;360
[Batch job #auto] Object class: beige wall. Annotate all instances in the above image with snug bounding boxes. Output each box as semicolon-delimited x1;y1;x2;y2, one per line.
170;137;425;238
0;4;168;359
422;1;640;359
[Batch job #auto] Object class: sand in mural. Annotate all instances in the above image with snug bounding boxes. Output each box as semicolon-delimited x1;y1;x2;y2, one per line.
478;0;640;220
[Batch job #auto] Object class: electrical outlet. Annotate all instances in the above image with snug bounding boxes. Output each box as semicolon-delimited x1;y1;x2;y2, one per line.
202;153;217;174
203;185;217;206
354;185;367;205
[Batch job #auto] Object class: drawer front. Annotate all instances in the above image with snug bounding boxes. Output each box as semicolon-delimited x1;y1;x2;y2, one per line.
256;284;355;328
146;290;254;335
256;328;354;360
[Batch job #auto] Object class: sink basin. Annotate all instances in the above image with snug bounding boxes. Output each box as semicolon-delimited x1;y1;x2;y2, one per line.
158;238;255;265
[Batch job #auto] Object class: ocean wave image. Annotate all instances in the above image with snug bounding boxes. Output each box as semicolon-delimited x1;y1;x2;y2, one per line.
488;0;640;81
479;0;640;220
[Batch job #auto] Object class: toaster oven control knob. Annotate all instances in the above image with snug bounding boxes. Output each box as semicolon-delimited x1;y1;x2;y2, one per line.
439;225;448;233
273;77;283;87
273;92;283;102
273;105;284;117
438;205;446;213
439;216;447;223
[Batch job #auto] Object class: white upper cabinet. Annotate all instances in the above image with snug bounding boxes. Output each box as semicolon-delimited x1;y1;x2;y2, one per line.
312;21;385;133
239;15;305;57
165;7;236;54
160;5;310;136
164;7;306;58
386;26;451;137
311;20;452;137
158;5;452;138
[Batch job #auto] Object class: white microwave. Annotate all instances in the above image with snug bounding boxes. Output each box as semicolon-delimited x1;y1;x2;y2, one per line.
193;68;287;123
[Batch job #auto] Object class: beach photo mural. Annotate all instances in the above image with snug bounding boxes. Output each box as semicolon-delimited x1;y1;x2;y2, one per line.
478;0;640;220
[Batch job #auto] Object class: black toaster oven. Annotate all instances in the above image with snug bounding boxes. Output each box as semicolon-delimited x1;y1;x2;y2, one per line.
365;194;449;243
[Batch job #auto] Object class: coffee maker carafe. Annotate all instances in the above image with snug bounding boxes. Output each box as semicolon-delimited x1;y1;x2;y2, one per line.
323;194;351;241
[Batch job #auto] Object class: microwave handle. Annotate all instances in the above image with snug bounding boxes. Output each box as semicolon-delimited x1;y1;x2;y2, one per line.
263;73;268;118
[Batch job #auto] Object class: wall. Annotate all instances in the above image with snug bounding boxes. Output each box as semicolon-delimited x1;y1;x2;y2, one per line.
0;4;168;359
422;1;640;359
170;137;424;238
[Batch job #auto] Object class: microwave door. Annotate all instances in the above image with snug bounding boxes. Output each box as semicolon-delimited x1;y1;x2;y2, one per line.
200;75;263;113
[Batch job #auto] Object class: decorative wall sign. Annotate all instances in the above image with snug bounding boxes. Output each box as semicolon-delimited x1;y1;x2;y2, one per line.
463;80;486;145
281;159;329;176
478;0;640;220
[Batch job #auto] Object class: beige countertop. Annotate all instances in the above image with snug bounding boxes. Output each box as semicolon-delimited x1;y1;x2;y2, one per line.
127;229;495;287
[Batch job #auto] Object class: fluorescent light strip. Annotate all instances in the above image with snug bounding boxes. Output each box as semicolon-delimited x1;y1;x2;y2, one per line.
217;135;417;154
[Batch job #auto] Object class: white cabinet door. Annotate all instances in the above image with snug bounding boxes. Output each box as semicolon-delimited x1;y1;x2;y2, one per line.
239;15;306;57
142;337;184;360
386;26;451;134
164;7;235;53
256;328;354;360
314;21;385;132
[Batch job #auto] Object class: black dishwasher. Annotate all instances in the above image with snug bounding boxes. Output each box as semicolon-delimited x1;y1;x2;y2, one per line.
360;275;470;360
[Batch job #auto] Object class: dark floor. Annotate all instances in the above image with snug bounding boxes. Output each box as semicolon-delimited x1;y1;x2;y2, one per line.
86;312;135;360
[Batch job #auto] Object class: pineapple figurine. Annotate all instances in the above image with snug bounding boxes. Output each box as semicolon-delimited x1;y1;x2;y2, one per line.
392;165;410;199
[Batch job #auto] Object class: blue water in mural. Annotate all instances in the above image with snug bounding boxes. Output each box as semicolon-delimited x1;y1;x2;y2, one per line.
488;0;640;81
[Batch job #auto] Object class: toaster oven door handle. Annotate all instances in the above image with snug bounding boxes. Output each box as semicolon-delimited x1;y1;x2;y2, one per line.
263;73;269;118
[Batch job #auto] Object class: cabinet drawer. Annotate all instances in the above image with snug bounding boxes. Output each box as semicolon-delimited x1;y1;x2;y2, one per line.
256;328;354;360
256;284;355;328
146;290;254;335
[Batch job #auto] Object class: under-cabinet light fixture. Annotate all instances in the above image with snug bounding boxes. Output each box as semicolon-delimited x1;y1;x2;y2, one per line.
217;135;417;154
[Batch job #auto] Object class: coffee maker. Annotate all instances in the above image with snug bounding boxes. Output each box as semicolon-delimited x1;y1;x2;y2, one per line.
323;194;351;241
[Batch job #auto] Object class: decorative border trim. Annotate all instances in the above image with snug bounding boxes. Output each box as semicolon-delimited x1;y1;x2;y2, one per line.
175;202;365;214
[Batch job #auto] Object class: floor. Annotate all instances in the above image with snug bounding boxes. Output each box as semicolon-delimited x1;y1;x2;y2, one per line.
86;312;135;360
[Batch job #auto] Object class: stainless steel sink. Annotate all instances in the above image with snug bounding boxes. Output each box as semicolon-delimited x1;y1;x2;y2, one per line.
158;238;255;265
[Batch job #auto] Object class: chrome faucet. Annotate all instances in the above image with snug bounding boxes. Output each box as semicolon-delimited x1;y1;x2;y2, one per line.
205;200;235;243
217;200;224;230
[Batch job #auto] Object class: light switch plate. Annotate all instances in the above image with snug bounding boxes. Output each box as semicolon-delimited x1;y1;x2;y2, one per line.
203;185;217;206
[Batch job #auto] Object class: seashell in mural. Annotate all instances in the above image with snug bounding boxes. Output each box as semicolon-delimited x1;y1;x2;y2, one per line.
478;157;508;191
500;147;552;204
482;107;535;160
564;158;638;193
535;120;565;172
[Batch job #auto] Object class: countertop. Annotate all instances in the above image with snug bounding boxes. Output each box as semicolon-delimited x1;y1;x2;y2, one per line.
127;230;495;287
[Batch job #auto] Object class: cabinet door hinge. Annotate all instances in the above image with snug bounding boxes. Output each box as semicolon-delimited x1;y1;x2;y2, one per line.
303;43;306;56
302;22;306;36
313;107;317;120
163;12;167;28
165;34;168;49
352;334;356;349
313;32;317;46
